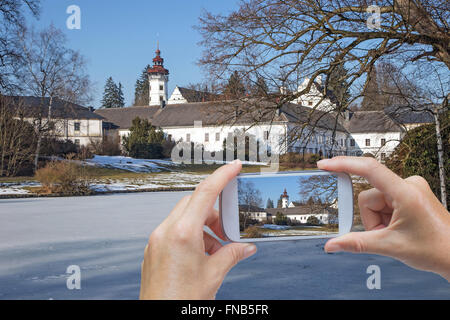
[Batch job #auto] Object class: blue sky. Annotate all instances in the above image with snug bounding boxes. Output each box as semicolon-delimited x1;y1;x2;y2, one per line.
239;175;337;208
25;0;238;108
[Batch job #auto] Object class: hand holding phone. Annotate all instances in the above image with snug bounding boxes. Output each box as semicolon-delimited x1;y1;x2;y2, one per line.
220;170;354;242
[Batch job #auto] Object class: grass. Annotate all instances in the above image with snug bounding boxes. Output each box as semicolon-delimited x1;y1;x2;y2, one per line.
0;159;321;198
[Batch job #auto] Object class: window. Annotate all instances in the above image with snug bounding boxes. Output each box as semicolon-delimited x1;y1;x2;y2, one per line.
350;139;355;147
168;134;172;141
205;133;209;142
308;101;313;106
264;131;269;140
74;122;81;131
365;139;371;146
159;95;163;102
381;138;386;146
215;132;220;142
381;153;386;161
74;139;80;147
159;85;163;91
186;133;191;143
340;139;344;146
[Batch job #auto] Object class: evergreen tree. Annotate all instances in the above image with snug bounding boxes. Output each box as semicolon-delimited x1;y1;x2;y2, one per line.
116;82;125;108
274;212;288;225
252;76;269;96
101;77;125;108
277;195;283;208
101;77;118;109
224;71;246;99
266;198;274;209
133;65;150;106
327;62;351;107
122;117;166;159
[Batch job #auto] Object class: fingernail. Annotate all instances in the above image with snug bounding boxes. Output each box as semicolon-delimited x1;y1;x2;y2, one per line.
231;159;242;166
325;242;342;253
243;244;257;259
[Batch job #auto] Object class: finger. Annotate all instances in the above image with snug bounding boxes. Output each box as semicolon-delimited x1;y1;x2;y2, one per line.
203;232;223;255
167;195;191;218
208;242;257;278
317;156;406;198
180;160;242;226
324;229;389;255
358;188;392;230
205;208;227;241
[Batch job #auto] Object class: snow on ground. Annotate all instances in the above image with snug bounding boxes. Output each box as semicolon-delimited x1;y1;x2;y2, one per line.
0;182;40;195
91;172;208;192
0;192;449;300
85;155;178;173
86;155;266;173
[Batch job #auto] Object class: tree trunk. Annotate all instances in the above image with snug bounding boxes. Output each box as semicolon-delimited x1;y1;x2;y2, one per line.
433;100;447;210
33;132;41;172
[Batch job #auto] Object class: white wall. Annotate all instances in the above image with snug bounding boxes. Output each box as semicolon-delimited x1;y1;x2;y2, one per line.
347;131;403;160
295;78;335;112
27;117;103;147
287;123;348;156
149;74;169;106
168;86;188;104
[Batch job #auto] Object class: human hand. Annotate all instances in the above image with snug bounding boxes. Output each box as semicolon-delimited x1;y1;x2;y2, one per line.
318;156;450;281
140;160;257;300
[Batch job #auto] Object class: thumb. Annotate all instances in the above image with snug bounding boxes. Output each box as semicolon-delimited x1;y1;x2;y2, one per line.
209;243;257;277
325;229;388;255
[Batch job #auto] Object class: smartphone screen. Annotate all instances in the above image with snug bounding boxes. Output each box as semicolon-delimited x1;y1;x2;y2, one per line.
237;173;339;239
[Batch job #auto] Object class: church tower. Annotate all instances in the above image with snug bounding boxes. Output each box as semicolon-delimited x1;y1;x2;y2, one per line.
147;44;169;106
281;189;289;209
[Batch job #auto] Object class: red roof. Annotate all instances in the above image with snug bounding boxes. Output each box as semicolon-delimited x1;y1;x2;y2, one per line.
148;65;169;74
148;48;169;75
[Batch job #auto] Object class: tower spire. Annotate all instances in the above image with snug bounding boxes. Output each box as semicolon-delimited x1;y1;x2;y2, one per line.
147;43;169;106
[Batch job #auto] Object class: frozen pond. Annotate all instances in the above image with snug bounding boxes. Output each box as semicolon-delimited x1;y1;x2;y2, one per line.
0;192;448;300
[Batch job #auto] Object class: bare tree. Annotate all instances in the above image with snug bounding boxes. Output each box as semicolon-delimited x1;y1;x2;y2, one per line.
0;0;40;93
0;95;37;176
238;180;263;229
14;24;92;171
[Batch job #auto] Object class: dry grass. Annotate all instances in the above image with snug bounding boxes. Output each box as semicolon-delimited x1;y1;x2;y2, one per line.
35;161;93;196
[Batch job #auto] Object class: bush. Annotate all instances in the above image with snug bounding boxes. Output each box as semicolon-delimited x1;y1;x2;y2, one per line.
89;136;122;156
129;142;163;159
35;161;93;195
274;212;288;225
40;138;94;160
306;216;320;225
122;117;170;159
386;110;449;205
40;138;78;157
242;226;264;238
279;152;322;168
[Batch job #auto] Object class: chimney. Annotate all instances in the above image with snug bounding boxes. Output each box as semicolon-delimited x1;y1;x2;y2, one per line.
88;106;94;112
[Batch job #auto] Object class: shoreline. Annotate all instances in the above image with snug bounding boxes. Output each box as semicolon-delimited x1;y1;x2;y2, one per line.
0;186;196;200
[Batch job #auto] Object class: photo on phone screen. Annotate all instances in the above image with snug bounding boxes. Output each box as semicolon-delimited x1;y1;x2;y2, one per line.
238;174;339;239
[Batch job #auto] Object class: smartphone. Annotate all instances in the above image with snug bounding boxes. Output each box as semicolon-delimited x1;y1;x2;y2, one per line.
220;170;353;242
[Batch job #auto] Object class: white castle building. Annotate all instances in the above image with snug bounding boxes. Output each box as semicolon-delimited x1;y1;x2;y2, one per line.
95;46;434;161
242;189;336;225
